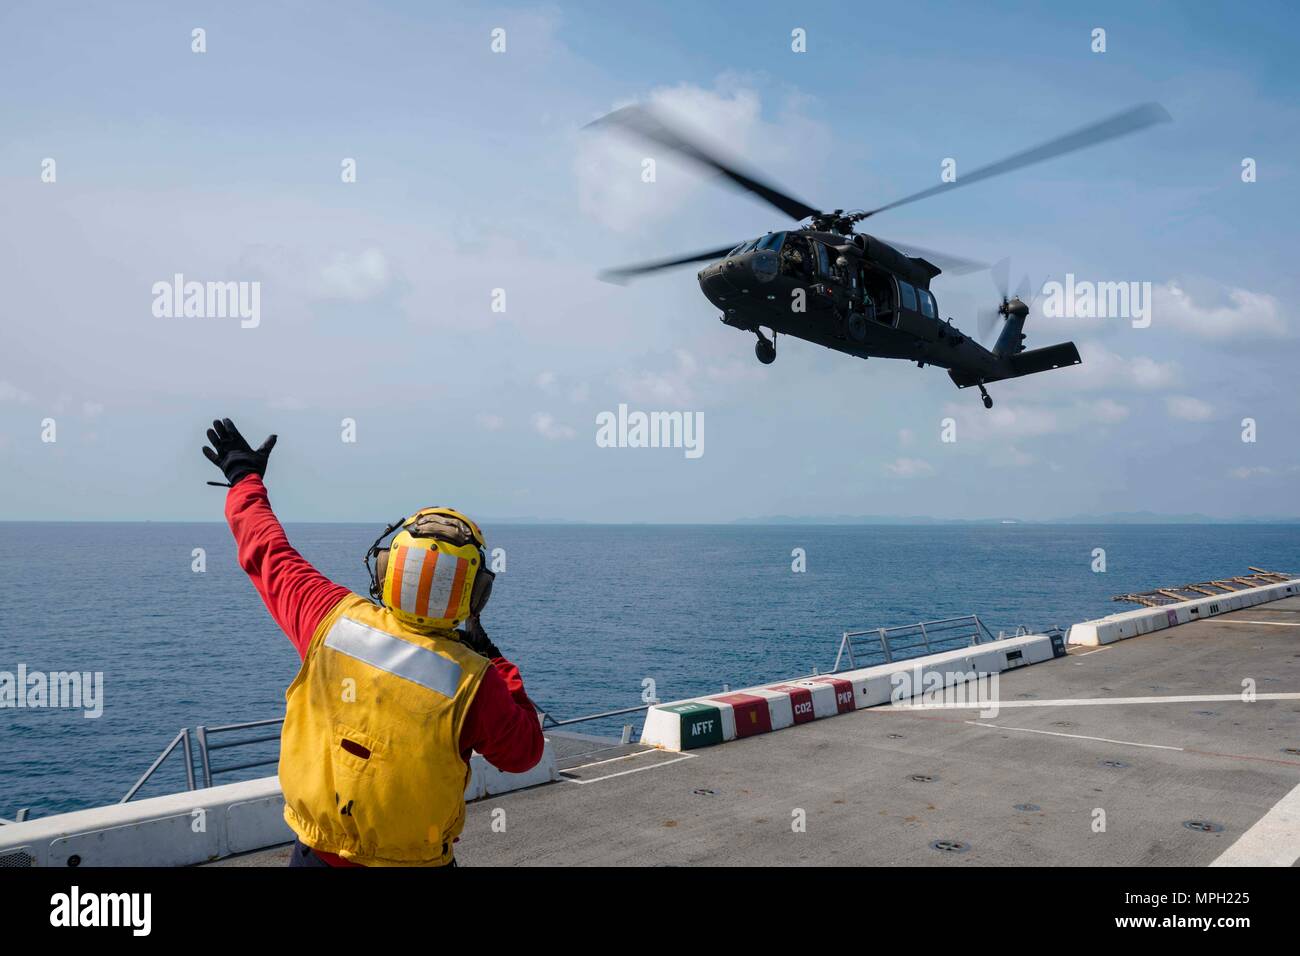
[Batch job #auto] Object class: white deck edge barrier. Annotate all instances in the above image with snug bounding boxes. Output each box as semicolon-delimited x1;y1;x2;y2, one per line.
1067;579;1300;647
0;740;557;867
641;633;1059;752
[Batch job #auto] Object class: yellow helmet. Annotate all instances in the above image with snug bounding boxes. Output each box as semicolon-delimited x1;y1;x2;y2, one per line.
365;507;493;630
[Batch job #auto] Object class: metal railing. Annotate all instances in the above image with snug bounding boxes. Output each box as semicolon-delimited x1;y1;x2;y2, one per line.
120;729;195;803
834;614;1008;672
195;718;284;789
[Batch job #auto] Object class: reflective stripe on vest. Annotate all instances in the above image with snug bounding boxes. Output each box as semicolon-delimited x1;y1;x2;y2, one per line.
323;615;462;698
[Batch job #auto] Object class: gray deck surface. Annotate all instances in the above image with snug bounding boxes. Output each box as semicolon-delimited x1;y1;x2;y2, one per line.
210;597;1300;867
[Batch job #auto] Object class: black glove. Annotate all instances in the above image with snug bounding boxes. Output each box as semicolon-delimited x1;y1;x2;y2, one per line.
461;616;501;660
202;418;277;488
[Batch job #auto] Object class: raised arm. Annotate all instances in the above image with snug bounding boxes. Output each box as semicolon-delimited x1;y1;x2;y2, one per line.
204;419;349;659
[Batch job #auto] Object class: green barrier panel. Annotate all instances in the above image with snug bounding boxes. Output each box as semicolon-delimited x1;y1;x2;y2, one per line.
666;702;724;749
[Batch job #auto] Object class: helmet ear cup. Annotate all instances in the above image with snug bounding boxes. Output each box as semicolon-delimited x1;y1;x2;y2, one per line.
469;563;494;616
371;547;390;600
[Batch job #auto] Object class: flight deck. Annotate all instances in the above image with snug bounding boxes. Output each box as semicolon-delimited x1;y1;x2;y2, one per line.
207;594;1300;867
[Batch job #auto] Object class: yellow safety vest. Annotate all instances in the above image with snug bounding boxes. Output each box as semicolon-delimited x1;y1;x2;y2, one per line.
278;594;489;866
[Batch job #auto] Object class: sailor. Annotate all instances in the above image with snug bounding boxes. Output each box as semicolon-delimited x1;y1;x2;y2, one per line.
202;418;544;868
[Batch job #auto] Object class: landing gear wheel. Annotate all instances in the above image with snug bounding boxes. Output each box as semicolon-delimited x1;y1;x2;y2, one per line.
755;337;776;365
978;385;993;409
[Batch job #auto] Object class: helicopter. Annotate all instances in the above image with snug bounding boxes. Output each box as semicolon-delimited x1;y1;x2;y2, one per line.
589;102;1170;409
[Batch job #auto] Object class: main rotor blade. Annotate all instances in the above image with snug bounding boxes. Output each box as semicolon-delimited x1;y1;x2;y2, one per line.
598;242;740;284
858;102;1172;220
586;105;821;222
879;237;989;276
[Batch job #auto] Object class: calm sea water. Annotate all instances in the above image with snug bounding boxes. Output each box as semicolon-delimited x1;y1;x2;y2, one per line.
1;521;1296;816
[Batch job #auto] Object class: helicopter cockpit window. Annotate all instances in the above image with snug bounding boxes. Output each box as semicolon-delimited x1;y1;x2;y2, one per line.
897;279;918;313
740;239;760;253
920;289;936;319
727;243;745;257
757;231;786;252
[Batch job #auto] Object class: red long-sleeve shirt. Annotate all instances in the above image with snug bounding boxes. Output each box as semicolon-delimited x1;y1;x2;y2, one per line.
224;475;544;862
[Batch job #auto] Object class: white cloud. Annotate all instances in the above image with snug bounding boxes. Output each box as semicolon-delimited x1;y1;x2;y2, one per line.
1165;395;1214;421
884;457;934;477
317;248;392;301
1229;465;1273;479
1052;342;1179;392
0;381;33;404
616;349;699;406
1089;398;1130;423
1153;281;1286;339
532;412;575;440
943;402;1062;441
577;79;827;232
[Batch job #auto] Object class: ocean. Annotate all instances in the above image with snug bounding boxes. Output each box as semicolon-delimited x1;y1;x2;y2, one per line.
1;521;1296;817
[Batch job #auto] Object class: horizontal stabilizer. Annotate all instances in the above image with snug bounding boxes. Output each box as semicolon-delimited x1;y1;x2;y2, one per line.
947;341;1082;389
1010;342;1081;377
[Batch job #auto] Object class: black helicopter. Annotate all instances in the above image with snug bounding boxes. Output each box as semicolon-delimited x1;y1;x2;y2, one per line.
590;102;1170;408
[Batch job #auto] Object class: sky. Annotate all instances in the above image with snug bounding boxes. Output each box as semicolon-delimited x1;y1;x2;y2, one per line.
1;0;1298;522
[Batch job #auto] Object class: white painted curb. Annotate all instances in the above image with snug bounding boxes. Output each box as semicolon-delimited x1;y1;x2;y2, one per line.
1067;580;1299;647
0;739;557;867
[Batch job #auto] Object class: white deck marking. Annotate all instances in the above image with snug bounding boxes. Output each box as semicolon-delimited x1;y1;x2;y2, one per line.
558;750;696;785
1216;620;1300;627
561;748;672;771
888;692;1300;711
1210;779;1300;867
1072;647;1113;658
964;720;1184;751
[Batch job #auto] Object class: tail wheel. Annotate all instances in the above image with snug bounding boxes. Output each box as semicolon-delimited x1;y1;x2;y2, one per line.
755;338;776;365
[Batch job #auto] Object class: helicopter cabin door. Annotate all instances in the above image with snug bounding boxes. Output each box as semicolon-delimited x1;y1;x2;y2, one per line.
893;277;938;342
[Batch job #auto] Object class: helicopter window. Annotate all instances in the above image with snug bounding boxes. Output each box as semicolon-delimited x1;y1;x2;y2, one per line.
813;242;830;277
920;289;936;318
741;239;760;253
727;243;745;256
897;279;918;313
757;231;786;252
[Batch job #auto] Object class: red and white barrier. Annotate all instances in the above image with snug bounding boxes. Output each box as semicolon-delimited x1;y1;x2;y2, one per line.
641;633;1055;751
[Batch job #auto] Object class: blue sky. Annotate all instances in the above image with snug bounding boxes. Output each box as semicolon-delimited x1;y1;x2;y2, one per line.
1;1;1297;522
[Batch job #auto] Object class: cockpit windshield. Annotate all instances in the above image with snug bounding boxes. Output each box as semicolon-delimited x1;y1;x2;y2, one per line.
757;231;786;252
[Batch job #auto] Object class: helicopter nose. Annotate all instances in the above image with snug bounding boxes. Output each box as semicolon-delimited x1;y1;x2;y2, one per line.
698;259;740;309
698;251;778;307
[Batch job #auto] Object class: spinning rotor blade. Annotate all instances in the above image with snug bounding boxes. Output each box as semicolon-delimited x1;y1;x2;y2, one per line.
857;102;1172;220
991;257;1011;300
977;307;1003;344
598;242;741;284
1014;274;1032;302
586;105;821;222
877;237;989;276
